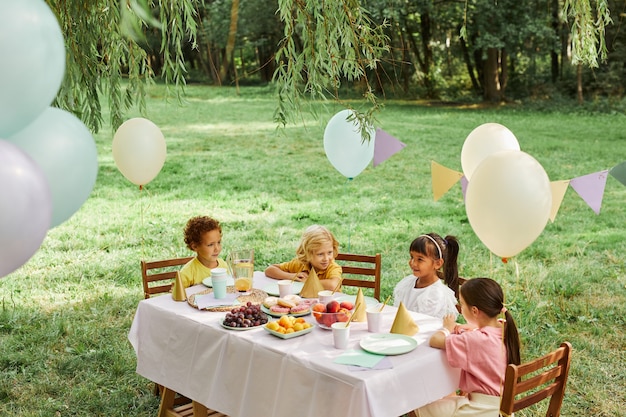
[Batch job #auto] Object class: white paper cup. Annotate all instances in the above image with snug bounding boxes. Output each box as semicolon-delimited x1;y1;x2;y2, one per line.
366;306;382;333
331;322;351;349
211;268;228;299
318;290;334;305
277;279;293;297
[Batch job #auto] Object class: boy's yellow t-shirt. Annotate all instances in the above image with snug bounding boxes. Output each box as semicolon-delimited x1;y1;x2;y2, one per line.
173;257;228;299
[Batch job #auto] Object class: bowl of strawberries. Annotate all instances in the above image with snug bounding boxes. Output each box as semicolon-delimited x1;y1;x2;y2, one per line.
312;299;355;329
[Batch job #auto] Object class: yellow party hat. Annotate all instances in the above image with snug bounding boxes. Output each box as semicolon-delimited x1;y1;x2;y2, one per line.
390;302;419;336
172;271;187;301
351;288;367;322
299;267;324;298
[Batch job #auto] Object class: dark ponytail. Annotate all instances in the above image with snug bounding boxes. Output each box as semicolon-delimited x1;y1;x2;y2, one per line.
442;235;459;298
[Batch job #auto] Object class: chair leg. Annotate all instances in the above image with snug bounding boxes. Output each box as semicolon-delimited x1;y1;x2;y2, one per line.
192;401;208;417
158;387;177;417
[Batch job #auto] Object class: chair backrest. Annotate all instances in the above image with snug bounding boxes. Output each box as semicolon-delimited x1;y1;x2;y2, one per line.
500;342;572;417
141;257;194;299
335;252;382;301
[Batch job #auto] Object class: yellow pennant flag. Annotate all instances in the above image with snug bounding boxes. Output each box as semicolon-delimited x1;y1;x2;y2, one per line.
431;160;464;201
549;180;570;222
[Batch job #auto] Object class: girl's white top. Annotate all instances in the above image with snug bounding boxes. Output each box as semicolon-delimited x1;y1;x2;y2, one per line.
393;276;458;319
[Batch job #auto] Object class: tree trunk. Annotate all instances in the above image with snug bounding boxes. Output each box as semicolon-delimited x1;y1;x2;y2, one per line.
577;63;583;104
483;47;501;102
550;0;560;82
220;0;240;83
459;32;480;93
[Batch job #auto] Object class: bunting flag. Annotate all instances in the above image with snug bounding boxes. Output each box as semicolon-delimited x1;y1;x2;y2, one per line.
549;180;570;222
609;161;626;187
569;170;609;215
373;128;406;167
460;175;468;201
432;159;621;221
431;160;464;201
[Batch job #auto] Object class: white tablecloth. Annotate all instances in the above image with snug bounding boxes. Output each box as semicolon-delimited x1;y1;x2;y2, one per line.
128;272;460;417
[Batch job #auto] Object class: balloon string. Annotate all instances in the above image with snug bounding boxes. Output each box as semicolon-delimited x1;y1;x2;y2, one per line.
140;185;145;261
345;177;352;251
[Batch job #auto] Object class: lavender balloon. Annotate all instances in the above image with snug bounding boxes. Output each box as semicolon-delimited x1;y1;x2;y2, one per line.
0;141;52;278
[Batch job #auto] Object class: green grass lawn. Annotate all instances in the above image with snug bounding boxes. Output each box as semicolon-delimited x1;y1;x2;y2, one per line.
1;85;625;416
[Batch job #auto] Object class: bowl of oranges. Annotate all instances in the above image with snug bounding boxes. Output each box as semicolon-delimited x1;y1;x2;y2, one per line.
264;315;314;339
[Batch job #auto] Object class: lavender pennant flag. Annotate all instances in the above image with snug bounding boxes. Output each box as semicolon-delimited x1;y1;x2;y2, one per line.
569;170;609;215
373;128;406;167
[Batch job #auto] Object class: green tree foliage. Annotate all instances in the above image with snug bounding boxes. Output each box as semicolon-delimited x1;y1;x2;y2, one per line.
49;0;200;133
273;0;389;140
47;0;615;136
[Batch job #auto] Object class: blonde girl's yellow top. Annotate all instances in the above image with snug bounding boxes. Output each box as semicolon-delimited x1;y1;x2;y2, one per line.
275;259;342;281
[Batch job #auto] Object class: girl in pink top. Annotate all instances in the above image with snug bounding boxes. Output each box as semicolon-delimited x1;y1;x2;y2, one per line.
415;278;521;417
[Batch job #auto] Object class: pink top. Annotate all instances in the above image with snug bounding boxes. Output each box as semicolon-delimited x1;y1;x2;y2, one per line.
444;326;507;396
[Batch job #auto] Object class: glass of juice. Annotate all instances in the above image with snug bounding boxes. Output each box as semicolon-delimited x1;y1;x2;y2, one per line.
229;249;254;294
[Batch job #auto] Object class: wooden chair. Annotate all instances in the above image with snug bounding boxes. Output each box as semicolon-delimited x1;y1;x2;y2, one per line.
158;387;228;417
335;252;382;301
141;257;229;417
500;342;572;417
141;256;194;299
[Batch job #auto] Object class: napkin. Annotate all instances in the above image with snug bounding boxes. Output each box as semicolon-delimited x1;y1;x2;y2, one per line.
172;271;187;301
348;356;394;371
195;292;239;310
390;302;419;336
299;267;324;298
351;288;367;322
334;349;387;368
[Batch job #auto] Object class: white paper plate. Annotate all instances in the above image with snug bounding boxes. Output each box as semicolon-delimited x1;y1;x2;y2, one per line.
263;324;314;339
262;281;304;296
359;333;419;355
261;304;311;318
202;276;235;287
220;320;264;331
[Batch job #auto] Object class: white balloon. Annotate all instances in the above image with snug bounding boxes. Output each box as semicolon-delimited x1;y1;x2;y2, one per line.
0;0;66;137
8;107;99;228
465;150;551;258
323;110;375;178
0;140;52;278
112;118;167;186
461;123;520;181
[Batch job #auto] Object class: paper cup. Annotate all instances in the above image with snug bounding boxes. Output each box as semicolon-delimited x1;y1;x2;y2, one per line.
331;322;351;349
211;268;228;299
277;279;293;297
366;307;382;333
318;290;334;305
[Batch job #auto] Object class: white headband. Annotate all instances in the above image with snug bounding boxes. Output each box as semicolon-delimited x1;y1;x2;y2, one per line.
419;234;443;259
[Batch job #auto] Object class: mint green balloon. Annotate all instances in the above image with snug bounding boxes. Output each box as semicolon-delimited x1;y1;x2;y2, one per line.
8;107;98;228
0;0;66;137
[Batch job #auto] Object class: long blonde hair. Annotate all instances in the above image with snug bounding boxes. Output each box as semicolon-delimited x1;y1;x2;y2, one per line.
295;225;339;264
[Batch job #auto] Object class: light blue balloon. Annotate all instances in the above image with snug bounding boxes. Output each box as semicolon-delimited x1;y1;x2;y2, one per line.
0;140;52;278
8;107;98;227
0;0;66;137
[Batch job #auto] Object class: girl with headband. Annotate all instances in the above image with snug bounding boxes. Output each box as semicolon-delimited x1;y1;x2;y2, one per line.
393;232;460;319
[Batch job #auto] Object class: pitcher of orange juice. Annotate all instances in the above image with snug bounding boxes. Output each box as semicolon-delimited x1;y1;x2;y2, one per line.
229;249;254;294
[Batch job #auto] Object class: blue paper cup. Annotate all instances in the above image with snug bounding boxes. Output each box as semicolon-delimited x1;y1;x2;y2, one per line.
211;268;228;299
